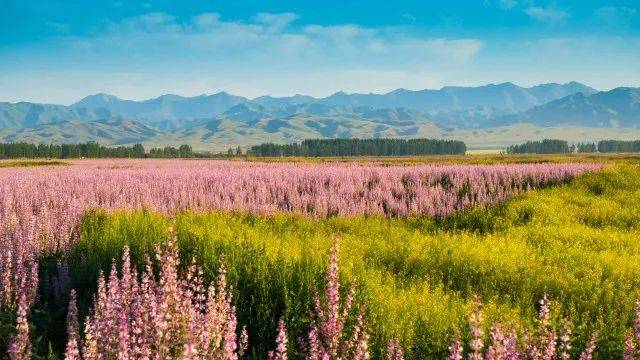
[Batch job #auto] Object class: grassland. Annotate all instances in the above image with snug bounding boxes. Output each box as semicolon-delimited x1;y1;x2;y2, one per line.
236;152;640;165
0;160;68;168
30;161;640;358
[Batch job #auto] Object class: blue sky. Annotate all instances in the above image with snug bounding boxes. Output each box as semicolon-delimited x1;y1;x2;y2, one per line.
1;0;639;104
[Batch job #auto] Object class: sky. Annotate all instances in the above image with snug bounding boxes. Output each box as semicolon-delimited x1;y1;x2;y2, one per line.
0;0;639;104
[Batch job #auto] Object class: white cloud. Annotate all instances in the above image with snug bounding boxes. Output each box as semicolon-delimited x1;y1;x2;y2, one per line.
3;34;639;104
191;13;221;30
525;6;569;25
253;12;299;31
74;12;483;72
0;11;484;103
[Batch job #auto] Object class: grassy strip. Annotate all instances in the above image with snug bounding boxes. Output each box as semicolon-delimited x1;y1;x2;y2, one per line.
232;153;640;165
0;160;69;168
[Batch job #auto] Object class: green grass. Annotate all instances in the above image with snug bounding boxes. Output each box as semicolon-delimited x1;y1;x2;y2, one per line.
28;164;640;359
0;160;68;168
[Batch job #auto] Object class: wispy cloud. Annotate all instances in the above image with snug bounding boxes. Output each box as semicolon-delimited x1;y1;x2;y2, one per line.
77;12;484;70
2;6;638;104
525;6;570;25
0;11;484;102
253;12;299;31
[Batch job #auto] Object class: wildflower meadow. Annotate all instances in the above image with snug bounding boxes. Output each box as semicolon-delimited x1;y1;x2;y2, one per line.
2;157;640;359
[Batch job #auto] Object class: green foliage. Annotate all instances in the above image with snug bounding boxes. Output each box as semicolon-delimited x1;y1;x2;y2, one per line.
574;142;597;153
0;141;202;159
0;160;67;168
598;140;640;153
249;138;467;157
0;141;147;159
506;139;571;154
148;144;196;158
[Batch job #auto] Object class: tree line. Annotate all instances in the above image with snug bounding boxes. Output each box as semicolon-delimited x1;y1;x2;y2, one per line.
0;142;197;159
506;139;572;154
597;140;640;153
507;139;640;154
5;138;640;159
248;138;467;157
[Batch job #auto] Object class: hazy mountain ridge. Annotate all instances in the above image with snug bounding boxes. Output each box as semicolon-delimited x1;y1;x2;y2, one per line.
61;82;596;129
176;108;444;150
498;87;640;127
0;118;166;145
72;91;248;129
0;102;111;129
1;83;640;151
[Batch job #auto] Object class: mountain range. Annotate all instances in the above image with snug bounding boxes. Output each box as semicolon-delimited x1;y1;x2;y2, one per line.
1;82;639;151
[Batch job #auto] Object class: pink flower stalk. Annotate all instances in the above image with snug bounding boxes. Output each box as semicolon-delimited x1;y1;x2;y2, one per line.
579;332;598;360
306;237;369;360
6;291;31;360
469;296;484;360
635;296;640;345
624;330;636;360
538;294;550;331
352;311;371;360
542;330;557;360
78;235;246;359
486;323;505;360
65;289;81;360
386;338;404;360
268;318;289;360
239;327;249;358
558;320;572;360
449;295;598;360
447;329;463;360
0;249;38;312
503;329;519;360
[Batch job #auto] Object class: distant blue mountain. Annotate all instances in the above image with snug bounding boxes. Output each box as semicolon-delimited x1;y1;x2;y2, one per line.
316;82;597;113
2;84;640;151
72;92;248;129
0;102;109;129
63;82;595;129
499;87;640;127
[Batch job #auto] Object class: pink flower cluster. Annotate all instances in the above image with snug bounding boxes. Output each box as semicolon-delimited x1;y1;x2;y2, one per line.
59;235;372;360
0;159;602;254
447;294;599;360
65;236;248;360
263;237;372;360
305;239;369;360
623;298;640;359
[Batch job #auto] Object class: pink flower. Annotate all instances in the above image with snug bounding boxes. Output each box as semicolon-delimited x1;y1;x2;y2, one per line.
268;319;288;360
78;236;246;359
64;289;81;360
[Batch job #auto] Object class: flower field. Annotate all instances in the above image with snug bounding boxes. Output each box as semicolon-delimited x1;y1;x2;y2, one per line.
0;159;600;254
4;158;640;359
